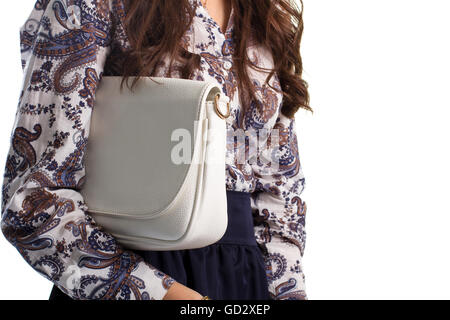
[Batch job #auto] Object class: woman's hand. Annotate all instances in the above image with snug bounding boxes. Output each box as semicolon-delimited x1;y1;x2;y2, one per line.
162;281;204;300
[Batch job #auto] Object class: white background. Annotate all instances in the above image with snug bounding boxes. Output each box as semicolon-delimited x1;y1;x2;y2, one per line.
1;0;449;300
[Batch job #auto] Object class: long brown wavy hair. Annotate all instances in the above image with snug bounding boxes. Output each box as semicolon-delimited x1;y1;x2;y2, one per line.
104;0;311;125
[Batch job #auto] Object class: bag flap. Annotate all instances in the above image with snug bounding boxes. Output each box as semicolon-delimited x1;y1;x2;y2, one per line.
80;76;222;217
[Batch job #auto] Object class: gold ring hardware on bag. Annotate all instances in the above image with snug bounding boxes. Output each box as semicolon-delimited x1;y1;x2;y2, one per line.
214;93;231;119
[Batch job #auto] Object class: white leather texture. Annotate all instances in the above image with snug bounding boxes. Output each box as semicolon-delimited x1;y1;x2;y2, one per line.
80;76;229;250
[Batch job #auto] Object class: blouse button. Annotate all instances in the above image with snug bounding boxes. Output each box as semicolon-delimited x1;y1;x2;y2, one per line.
223;61;232;70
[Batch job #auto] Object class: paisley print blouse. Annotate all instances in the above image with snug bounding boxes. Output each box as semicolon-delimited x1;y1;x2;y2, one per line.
1;0;307;300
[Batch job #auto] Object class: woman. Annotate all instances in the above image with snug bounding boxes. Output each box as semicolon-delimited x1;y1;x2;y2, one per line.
1;0;309;300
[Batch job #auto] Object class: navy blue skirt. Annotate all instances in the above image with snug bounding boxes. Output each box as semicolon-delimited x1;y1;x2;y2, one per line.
49;190;271;300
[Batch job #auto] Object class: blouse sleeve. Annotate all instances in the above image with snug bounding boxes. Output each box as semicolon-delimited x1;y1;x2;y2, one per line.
250;112;308;300
1;0;175;300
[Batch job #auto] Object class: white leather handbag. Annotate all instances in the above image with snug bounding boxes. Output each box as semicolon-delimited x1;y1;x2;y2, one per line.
79;76;230;251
